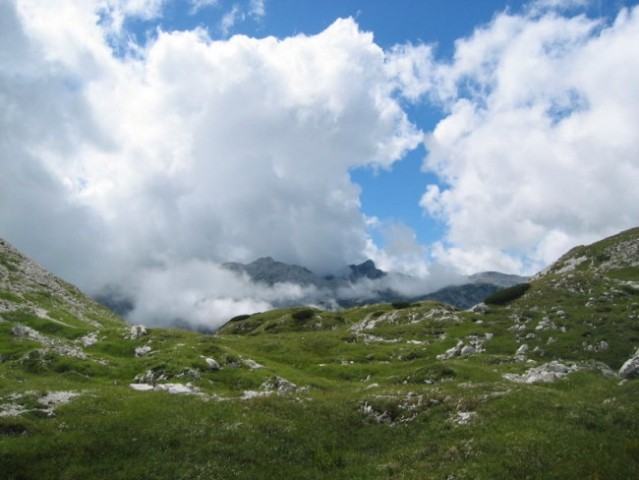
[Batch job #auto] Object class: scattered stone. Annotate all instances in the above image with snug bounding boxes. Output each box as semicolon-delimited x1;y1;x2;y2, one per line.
360;334;401;344
12;323;87;359
583;340;610;353
0;403;28;417
79;332;99;347
154;383;201;395
535;317;556;331
460;345;476;356
129;382;202;395
204;357;221;371
468;303;489;314
516;344;529;355
260;376;297;395
619;348;639;379
242;358;263;369
134;369;166;384
241;390;271;400
129;383;154;392
1;390;81;417
503;362;616;383
437;335;489;360
176;368;201;381
452;411;477;426
504;361;579;384
134;345;153;357
126;325;147;340
555;255;588;275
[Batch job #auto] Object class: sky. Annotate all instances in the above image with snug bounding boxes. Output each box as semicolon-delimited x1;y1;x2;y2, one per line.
2;0;639;329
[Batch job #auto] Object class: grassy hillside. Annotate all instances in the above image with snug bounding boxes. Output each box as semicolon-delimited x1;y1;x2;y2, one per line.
1;230;639;479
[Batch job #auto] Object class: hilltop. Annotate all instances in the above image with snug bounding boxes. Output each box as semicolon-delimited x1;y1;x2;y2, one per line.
1;229;639;479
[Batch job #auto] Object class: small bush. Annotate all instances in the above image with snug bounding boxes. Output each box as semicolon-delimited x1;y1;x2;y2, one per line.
391;302;412;309
484;283;531;305
292;309;315;321
228;314;252;323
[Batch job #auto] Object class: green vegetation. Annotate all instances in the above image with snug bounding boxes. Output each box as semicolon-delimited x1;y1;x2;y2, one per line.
291;308;316;321
484;282;531;305
2;228;639;478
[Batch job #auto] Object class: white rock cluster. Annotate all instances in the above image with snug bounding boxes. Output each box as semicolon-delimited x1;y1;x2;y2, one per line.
437;334;493;360
504;361;578;384
126;325;147;340
129;383;202;395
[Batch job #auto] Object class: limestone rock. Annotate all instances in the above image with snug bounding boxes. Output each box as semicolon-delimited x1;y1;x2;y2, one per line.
504;361;578;384
79;332;99;347
204;357;221;371
619;348;639;379
261;376;297;395
468;303;489;314
126;325;147;340
134;345;152;357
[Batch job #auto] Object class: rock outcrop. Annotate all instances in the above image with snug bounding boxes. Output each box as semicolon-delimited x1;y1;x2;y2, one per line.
619;348;639;379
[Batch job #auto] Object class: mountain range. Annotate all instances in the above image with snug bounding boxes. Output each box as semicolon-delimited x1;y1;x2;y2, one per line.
222;256;528;310
1;228;639;479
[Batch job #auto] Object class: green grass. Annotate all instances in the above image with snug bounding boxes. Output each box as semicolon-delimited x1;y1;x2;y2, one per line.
2;227;639;478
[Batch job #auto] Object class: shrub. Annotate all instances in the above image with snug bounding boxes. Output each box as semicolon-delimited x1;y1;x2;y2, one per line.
391;302;412;309
228;314;252;323
484;283;531;305
291;309;315;321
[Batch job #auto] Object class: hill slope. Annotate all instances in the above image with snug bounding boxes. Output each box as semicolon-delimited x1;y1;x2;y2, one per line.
2;229;639;479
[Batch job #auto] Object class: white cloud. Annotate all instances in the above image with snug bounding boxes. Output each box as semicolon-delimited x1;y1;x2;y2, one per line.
385;43;436;102
125;260;319;330
249;0;265;18
528;0;591;14
0;2;421;328
419;5;639;274
220;4;243;36
188;0;219;16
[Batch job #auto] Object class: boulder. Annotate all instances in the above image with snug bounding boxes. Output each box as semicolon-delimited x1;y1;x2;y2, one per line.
134;345;152;357
261;376;297;395
504;361;578;384
619;348;639;379
468;303;489;314
460;345;476;356
126;325;147;340
204;358;221;371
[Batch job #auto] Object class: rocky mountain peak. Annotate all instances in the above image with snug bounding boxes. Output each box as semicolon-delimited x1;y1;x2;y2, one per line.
347;259;386;281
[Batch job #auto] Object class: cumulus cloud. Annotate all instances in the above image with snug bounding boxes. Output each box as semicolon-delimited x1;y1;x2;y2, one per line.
419;4;639;274
0;1;422;329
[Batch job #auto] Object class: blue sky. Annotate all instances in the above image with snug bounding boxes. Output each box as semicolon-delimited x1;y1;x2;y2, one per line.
2;0;639;327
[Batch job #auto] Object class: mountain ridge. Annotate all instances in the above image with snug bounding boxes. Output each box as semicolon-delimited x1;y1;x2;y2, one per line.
221;255;528;311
